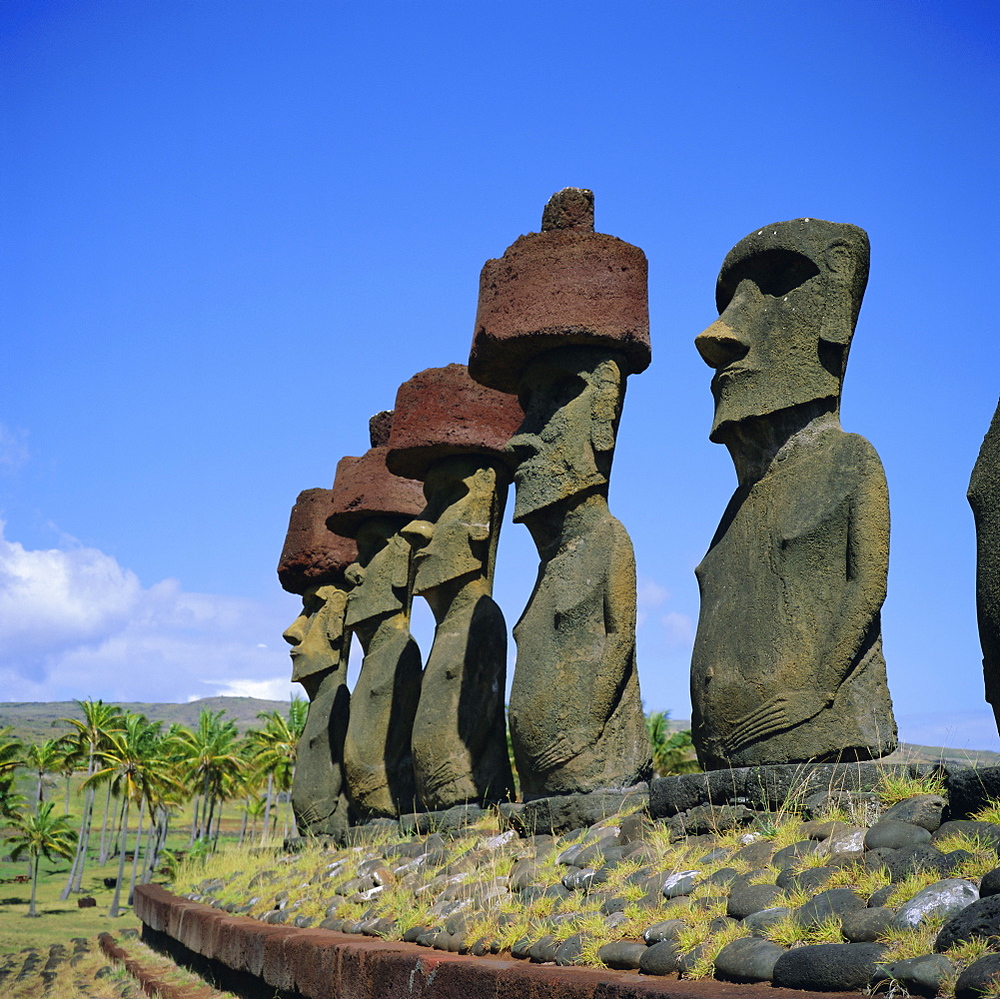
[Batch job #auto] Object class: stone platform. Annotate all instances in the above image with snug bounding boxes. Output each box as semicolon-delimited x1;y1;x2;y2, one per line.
134;884;864;999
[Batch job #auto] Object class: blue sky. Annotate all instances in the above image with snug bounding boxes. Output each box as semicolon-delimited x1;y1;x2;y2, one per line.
1;1;998;751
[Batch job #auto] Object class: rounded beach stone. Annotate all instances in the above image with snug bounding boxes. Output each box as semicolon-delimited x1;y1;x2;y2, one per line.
639;940;681;976
933;820;1000;849
771;942;888;991
795;887;866;927
528;935;559;963
385;363;523;479
727;883;783;919
555;934;585;966
714;936;786;983
597;940;647;970
777;866;835;893
886;844;951;881
772;840;822;869
742;907;791;933
864;819;933;850
956;954;1000;999
643;919;685;944
884;954;955;998
880;794;947;832
891;878;979;930
936;893;1000;951
981;868;1000;897
842;907;895;942
661;870;700;899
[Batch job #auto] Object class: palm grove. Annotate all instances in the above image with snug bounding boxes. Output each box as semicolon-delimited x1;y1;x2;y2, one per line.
0;698;306;917
0;700;694;919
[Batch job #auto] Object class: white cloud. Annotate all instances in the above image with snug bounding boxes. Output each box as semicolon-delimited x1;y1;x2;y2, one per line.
0;521;294;703
660;611;695;646
202;678;297;701
636;575;671;627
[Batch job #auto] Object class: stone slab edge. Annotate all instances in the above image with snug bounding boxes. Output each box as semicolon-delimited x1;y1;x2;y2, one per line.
649;762;959;818
134;884;863;999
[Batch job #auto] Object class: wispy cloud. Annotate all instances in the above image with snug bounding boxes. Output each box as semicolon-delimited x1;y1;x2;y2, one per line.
0;521;294;703
0;426;29;474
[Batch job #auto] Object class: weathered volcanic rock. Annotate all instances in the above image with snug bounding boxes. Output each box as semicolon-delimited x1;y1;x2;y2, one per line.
771;942;888;991
794;888;866;926
880;793;947;832
936;893;1000;951
946;767;1000;818
597;940;646;970
714;936;786;983
727;883;783;919
842;908;895;942
385;363;523;479
469;189;650;394
278;488;357;593
865;819;933;850
956;954;1000;999
884;954;955;998
638;940;681;975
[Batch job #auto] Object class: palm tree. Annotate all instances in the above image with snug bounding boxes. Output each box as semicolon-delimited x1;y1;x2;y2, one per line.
169;709;242;845
0;727;25;822
59;699;123;898
24;738;65;812
6;801;77;916
83;712;178;917
246;703;305;843
646;710;700;776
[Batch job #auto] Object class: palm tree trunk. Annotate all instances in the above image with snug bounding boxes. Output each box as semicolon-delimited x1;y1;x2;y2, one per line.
98;782;113;864
213;801;223;847
36;770;43;811
238;798;248;844
64;772;71;815
109;795;130;917
260;772;273;847
188;794;200;847
62;755;95;899
140;808;158;884
127;796;145;905
28;855;39;917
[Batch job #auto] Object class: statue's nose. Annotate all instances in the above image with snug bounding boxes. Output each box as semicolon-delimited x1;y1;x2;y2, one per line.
695;319;749;368
401;519;434;547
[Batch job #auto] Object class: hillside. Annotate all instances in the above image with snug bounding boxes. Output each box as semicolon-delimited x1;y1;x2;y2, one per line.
1;701;997;770
0;695;293;744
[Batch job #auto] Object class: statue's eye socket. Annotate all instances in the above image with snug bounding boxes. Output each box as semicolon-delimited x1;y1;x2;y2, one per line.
718;249;820;310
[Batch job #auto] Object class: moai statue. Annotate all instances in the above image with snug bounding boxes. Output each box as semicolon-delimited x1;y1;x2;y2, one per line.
969;404;1000;734
386;363;521;809
691;218;897;769
468;188;653;798
278;488;356;837
328;415;425;818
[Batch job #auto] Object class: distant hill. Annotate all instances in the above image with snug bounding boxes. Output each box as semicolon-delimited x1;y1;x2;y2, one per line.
2;702;998;773
0;696;294;744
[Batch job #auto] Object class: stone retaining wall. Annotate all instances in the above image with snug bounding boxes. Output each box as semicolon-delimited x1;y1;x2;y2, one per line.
134;884;863;999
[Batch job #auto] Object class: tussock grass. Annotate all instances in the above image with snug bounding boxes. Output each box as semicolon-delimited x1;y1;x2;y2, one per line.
877;916;945;961
875;771;946;806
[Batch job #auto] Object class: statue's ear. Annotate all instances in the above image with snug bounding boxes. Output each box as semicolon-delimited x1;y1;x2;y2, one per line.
820;240;856;346
591;359;622;453
466;465;497;542
391;534;412;590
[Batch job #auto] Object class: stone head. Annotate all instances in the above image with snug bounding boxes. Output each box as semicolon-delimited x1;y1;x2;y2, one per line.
400;456;504;595
278;488;357;683
282;583;351;685
694;219;870;443
506;344;625;522
326;446;424;630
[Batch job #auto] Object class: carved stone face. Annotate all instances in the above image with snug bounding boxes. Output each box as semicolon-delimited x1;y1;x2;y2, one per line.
344;517;411;629
401;457;497;595
695;251;845;443
282;583;350;682
505;346;623;522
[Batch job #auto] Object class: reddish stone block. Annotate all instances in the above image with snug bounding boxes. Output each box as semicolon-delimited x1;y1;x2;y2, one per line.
386;363;524;479
277;488;358;594
469;191;650;394
327;447;424;535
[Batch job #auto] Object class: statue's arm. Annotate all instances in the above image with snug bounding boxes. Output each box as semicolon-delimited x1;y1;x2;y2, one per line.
818;438;889;694
596;521;638;727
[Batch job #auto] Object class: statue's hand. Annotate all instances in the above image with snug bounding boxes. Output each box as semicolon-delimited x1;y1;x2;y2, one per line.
723;691;833;755
530;731;587;773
